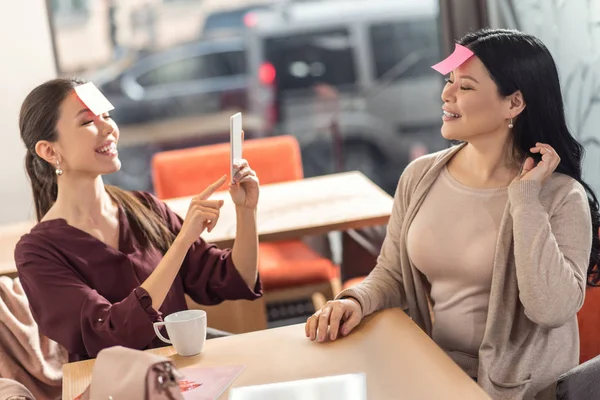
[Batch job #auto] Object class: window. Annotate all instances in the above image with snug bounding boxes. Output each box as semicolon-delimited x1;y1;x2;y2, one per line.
202;5;270;36
51;0;88;15
264;28;357;92
51;0;89;26
137;50;246;87
369;18;441;80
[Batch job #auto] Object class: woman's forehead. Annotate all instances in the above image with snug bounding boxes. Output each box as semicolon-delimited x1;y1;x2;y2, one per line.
455;56;485;76
61;92;89;116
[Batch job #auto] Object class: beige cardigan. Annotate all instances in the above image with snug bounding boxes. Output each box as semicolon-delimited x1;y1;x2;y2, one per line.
338;143;592;400
0;277;66;400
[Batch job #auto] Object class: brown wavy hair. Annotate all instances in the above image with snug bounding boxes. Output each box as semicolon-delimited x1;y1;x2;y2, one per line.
19;78;175;252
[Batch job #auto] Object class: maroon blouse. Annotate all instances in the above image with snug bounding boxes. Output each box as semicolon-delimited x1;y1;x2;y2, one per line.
14;192;262;362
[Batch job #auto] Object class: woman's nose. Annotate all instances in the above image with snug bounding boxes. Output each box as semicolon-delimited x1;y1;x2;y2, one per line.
441;81;456;103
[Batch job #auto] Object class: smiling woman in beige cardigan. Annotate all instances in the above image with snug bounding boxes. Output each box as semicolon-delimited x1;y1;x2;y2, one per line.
305;29;600;400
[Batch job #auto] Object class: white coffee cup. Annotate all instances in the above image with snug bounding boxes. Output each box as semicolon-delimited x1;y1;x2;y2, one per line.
153;310;207;356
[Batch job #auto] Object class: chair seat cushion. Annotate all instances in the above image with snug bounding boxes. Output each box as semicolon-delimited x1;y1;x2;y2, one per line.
258;240;338;291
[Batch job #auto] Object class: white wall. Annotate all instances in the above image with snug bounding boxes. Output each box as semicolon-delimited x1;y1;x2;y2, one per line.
0;1;57;223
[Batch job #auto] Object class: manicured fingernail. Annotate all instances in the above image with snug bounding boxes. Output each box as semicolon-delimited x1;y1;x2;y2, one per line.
330;333;336;340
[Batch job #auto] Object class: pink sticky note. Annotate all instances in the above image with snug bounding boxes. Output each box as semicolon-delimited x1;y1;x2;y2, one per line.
431;43;475;75
74;82;114;115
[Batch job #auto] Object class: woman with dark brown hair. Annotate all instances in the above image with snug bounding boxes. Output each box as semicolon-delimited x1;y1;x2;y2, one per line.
14;78;262;362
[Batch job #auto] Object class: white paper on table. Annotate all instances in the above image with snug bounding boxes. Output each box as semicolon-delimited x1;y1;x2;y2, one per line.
228;373;367;400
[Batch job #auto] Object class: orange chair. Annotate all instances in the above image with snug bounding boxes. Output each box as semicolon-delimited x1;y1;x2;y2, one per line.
153;135;304;199
151;135;340;308
578;229;600;364
578;285;600;364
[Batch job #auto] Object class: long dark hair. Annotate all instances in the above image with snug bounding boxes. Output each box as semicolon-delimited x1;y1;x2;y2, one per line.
19;78;175;252
459;28;600;286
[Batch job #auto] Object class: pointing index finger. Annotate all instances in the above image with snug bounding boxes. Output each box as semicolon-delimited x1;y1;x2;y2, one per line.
198;175;227;200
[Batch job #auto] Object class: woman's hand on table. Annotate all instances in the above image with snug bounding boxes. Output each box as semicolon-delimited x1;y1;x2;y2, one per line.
305;298;363;342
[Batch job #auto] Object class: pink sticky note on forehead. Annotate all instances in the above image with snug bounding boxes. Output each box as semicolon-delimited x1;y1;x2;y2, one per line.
431;43;475;75
74;82;114;115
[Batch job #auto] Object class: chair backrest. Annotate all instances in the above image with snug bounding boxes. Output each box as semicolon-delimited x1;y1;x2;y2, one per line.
151;135;304;199
578;286;600;364
577;227;600;364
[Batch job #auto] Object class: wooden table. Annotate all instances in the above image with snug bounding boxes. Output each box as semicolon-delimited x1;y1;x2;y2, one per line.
62;308;490;400
165;171;394;248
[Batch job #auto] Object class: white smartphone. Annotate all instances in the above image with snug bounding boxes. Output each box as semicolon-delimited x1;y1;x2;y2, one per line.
230;112;243;183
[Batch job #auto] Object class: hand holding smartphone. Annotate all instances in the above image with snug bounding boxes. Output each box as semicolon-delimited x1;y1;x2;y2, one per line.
230;112;243;184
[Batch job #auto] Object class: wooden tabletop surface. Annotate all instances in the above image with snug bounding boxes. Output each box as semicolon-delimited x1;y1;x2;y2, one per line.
62;308;490;400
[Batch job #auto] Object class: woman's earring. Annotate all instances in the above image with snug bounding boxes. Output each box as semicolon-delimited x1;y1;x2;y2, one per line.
508;118;514;129
55;160;63;176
